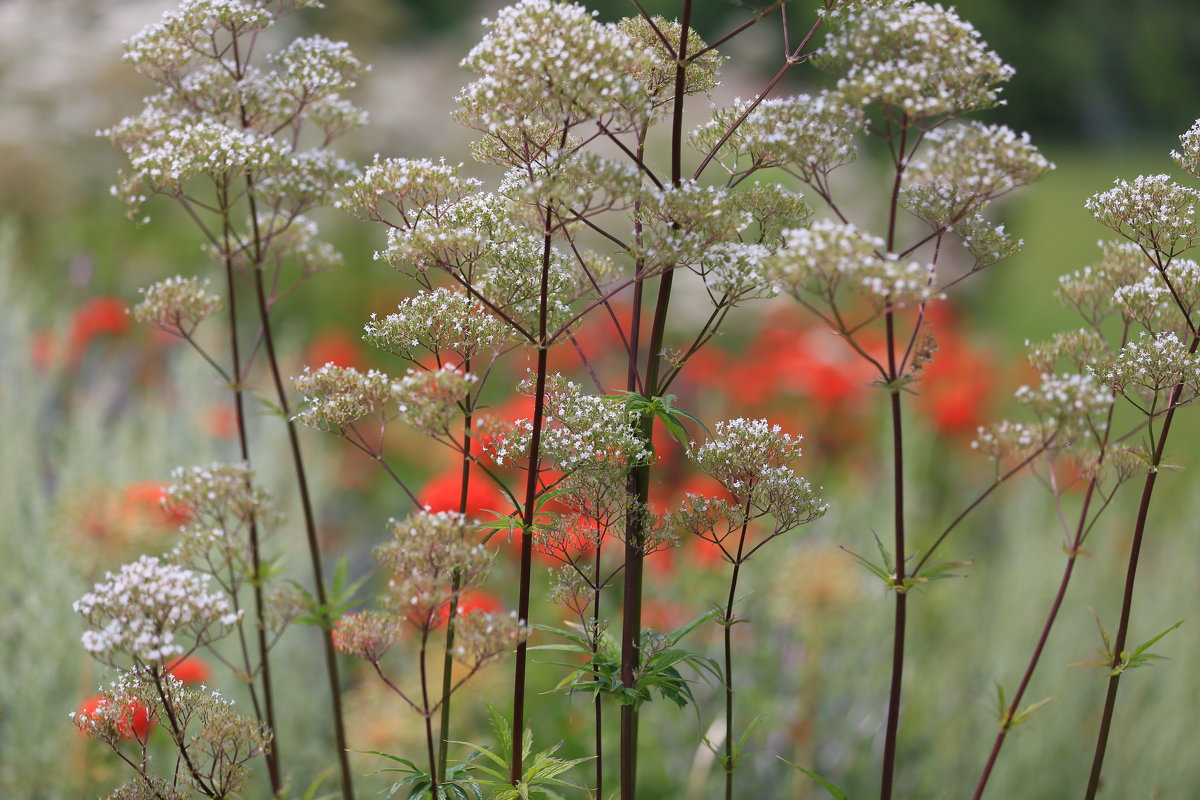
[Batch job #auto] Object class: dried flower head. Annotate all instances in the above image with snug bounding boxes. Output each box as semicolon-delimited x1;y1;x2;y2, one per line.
452;610;529;669
375;511;494;630
394;366;478;440
332;610;404;663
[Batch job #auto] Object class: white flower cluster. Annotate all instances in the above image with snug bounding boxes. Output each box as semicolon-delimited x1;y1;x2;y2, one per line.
74;555;242;663
456;0;655;135
905;122;1052;225
690;92;864;182
292;363;404;432
107;116;290;209
952;215;1022;268
1056;241;1153;323
499;152;643;229
1086;174;1200;257
166;462;279;567
771;219;937;310
1099;331;1200;401
690;418;803;494
616;16;724;110
1112;278;1176;332
971;419;1051;462
728;183;813;247
132;275;222;336
1014;372;1111;436
122;0;277;82
364;287;511;364
267;35;366;98
337;156;482;226
393;366;478;438
1171;117;1200;178
694;242;775;304
253;214;343;276
815;0;1014;119
633;182;753;271
490;376;650;473
1026;328;1109;373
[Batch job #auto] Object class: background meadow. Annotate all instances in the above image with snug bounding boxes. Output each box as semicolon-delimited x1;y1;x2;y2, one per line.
4;1;1200;798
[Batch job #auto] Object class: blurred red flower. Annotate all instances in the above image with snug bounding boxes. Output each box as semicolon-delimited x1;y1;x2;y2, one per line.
305;326;364;369
121;481;190;528
68;296;129;362
166;656;211;685
417;470;509;519
76;695;152;740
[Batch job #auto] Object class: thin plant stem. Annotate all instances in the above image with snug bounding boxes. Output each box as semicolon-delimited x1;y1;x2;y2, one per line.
620;9;692;799
510;205;557;784
218;191;281;796
1083;335;1199;799
250;259;355;800
722;507;753;800
420;630;439;800
438;391;474;780
879;120;909;800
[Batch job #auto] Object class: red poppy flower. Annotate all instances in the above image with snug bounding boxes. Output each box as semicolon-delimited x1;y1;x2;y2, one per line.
121;482;191;528
68;296;129;362
305;327;364;369
417;470;508;519
76;695;152;740
166;656;211;685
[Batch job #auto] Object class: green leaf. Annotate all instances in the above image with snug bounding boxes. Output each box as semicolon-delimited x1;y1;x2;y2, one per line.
1113;619;1184;675
778;758;848;800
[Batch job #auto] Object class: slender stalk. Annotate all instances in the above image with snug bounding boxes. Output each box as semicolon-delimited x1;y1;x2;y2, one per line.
250;263;355;800
219;193;281;796
879;122;909;800
972;390;1120;799
619;9;692;799
510;208;556;783
1083;336;1198;799
438;388;474;780
722;509;753;800
420;631;439;800
593;538;605;800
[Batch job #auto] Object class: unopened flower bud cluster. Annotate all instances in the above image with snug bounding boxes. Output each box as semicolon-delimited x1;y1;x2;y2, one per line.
375;511;494;629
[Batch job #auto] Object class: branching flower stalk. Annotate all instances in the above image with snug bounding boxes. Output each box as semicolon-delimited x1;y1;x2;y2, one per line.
107;1;368;795
1078;128;1200;799
675;420;827;800
760;4;1051;797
